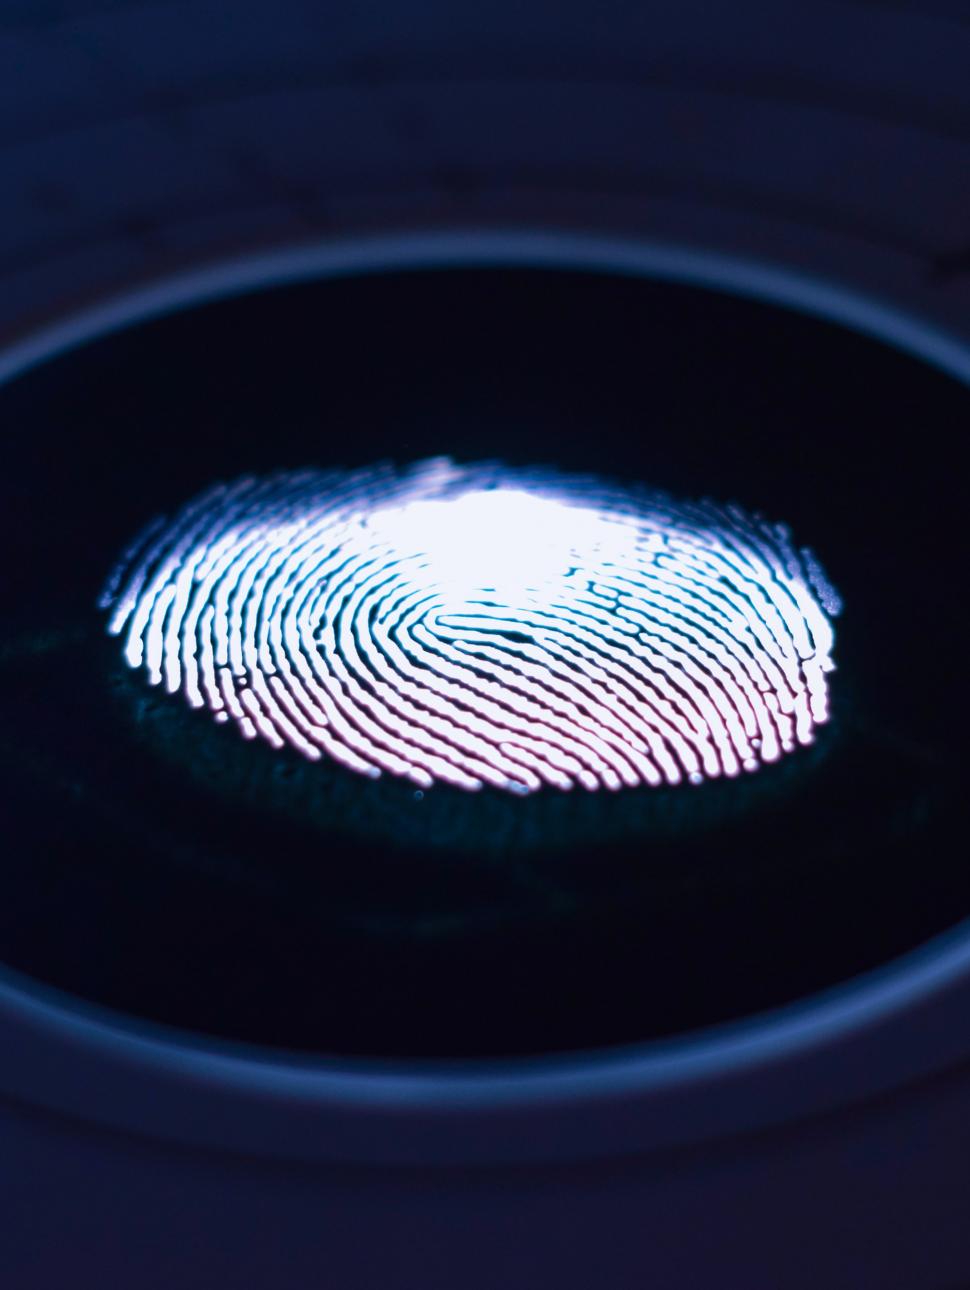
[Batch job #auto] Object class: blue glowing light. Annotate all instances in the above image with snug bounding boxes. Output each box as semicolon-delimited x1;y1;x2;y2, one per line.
102;457;838;794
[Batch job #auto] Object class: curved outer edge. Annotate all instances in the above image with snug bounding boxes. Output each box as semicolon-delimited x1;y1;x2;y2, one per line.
1;227;969;1167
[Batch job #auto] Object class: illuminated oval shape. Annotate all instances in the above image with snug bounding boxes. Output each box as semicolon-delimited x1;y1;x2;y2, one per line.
102;458;840;794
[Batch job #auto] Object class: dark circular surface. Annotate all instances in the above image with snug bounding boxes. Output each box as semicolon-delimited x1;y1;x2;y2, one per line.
0;257;965;1058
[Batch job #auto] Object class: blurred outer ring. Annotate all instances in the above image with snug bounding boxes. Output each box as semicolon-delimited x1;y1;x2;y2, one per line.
1;229;969;1169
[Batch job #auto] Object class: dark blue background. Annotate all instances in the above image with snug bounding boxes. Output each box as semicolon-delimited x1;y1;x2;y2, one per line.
2;3;970;1287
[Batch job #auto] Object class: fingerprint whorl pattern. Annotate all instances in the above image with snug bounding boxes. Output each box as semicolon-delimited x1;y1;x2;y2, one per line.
101;458;840;794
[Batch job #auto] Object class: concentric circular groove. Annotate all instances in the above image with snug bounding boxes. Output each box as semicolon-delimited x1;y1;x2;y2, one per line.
101;458;839;794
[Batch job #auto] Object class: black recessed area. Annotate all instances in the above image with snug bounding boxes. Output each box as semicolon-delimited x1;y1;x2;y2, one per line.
0;255;966;1058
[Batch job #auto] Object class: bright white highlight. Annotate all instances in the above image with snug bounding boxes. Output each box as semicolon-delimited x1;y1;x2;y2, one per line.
101;457;839;794
369;488;635;597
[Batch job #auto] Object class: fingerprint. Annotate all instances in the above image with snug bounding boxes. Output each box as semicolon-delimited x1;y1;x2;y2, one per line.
101;458;839;795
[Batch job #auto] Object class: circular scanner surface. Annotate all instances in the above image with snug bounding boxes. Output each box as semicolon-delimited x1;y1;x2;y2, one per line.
0;244;966;1059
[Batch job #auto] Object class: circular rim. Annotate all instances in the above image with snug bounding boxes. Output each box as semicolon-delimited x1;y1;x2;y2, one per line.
2;227;969;1166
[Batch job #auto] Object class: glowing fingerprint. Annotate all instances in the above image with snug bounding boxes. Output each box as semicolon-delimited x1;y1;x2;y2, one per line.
101;458;840;794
